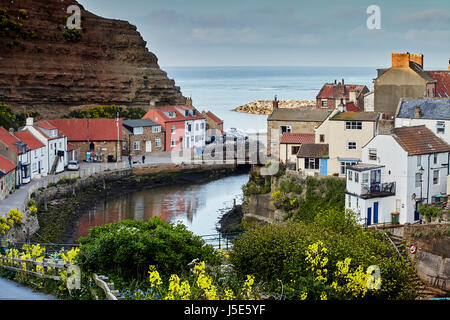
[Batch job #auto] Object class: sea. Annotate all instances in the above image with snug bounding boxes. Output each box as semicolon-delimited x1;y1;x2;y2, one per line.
163;66;377;133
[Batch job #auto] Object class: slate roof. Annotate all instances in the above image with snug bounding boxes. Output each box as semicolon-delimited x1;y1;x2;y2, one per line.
392;125;450;156
347;163;385;172
296;143;329;158
396;98;450;120
331;111;379;121
280;133;315;144
268;109;330;122
123;119;160;128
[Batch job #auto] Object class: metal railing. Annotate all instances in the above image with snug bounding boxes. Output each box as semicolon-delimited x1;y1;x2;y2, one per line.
361;182;396;196
200;232;244;250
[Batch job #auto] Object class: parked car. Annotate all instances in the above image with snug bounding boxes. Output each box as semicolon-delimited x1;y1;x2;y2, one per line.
67;160;80;171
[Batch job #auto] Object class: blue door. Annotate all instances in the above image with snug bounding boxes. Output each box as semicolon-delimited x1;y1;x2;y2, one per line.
367;207;372;226
320;159;328;176
373;202;379;224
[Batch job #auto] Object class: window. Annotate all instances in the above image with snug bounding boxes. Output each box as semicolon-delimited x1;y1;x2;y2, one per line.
152;126;161;133
345;121;362;130
291;146;300;155
362;172;369;183
355;172;359;183
436;121;445;134
319;134;325;143
348;195;351;208
41;148;44;156
171;126;175;134
133;127;143;135
193;110;197;116
133;141;140;150
348;170;353;181
417;155;421;166
188;124;192;132
347;141;357;150
433;170;439;185
415;173;422;188
280;125;291;134
155;138;161;147
433;153;438;165
170;139;176;147
34;150;37;158
185;110;189;117
305;158;319;170
195;124;199;131
200;123;205;130
340;161;357;175
321;100;328;108
369;149;377;161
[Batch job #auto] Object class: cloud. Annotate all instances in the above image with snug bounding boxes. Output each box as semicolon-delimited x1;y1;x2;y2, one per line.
397;9;450;26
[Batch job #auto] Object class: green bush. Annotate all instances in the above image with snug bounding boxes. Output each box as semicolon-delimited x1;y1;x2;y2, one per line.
230;208;418;300
418;204;443;222
65;105;146;120
63;28;82;42
76;218;220;282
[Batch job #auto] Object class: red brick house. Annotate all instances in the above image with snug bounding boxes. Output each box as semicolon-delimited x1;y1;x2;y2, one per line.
202;111;223;143
49;119;123;162
316;80;369;111
0;154;16;200
143;106;206;151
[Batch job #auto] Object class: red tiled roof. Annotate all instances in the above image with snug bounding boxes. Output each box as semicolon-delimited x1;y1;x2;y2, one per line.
67;143;75;151
14;130;45;150
143;106;205;123
345;102;362;112
205;111;223;124
317;83;367;100
49;119;123;141
426;71;450;98
280;133;315;144
0;154;16;174
0;127;22;154
392;125;450;155
35;121;58;130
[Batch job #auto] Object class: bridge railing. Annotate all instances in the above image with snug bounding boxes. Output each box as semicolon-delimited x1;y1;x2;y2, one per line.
200;232;244;251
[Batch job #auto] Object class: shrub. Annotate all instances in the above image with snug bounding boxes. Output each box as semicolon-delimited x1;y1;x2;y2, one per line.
76;218;220;282
18;9;29;19
229;208;418;300
63;28;82;42
418;204;443;222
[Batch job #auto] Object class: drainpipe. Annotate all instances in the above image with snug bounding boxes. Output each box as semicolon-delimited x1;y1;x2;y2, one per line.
427;154;431;203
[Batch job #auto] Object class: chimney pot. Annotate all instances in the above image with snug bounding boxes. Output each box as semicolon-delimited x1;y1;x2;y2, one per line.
273;95;279;109
414;106;422;119
26;117;34;126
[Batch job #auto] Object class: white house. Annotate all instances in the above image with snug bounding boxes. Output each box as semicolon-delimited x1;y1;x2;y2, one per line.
395;98;450;145
14;130;46;182
345;125;450;226
21;118;67;175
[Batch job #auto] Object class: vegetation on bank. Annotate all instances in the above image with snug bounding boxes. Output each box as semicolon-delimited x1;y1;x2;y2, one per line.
0;103;39;130
64;105;147;119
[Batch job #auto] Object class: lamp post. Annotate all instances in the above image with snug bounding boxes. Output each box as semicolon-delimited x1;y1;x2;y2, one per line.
418;165;424;222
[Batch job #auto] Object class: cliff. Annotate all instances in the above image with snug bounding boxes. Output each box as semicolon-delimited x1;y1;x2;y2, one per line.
234;100;315;115
0;0;186;117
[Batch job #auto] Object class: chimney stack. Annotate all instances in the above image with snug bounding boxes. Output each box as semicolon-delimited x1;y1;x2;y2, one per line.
273;95;279;109
342;78;344;85
414;106;422;119
334;79;337;85
448;59;450;71
26;117;33;127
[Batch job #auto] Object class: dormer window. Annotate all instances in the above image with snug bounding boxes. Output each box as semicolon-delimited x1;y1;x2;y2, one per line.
185;110;189;117
193;110;197;116
51;129;58;137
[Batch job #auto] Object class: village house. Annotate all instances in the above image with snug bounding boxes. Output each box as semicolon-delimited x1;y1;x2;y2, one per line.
279;133;315;170
345;125;450;226
122;119;165;156
0;126;45;185
373;53;450;115
143;105;206;151
267;105;329;158
315;79;369;111
314;108;380;176
21;118;67;174
395;98;450;145
0;154;16;200
296;143;329;176
202;111;223;143
49;119;122;163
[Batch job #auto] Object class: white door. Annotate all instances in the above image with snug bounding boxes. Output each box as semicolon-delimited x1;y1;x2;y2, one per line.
146;141;152;153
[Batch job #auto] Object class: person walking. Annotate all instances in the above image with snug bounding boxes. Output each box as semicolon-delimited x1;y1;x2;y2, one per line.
142;155;146;164
128;154;132;168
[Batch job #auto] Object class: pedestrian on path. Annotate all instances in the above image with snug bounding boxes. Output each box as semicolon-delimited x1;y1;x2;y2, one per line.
128;155;132;168
142;155;145;164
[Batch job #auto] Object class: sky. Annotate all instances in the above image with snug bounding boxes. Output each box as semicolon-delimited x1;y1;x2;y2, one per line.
78;0;450;68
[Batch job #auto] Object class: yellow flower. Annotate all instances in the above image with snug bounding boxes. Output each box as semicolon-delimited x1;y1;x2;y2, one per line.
320;292;327;300
148;265;162;287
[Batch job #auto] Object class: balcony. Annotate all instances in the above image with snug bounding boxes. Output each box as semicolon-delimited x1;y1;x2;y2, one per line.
360;182;396;199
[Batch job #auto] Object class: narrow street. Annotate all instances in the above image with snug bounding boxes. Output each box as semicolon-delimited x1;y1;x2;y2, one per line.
0;277;56;300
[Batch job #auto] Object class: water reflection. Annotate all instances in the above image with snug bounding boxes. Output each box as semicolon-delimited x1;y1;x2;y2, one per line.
75;174;249;239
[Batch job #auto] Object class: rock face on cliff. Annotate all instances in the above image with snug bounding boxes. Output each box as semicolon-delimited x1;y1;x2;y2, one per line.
0;0;186;117
234;100;316;115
